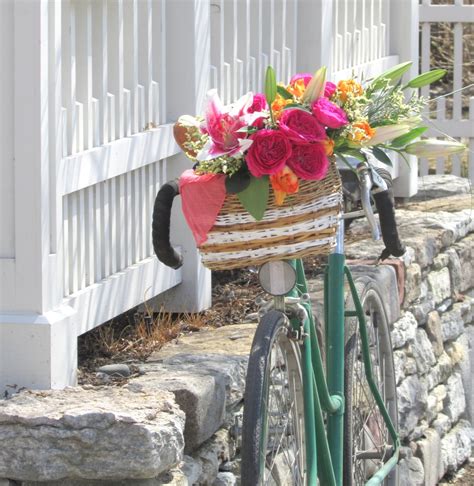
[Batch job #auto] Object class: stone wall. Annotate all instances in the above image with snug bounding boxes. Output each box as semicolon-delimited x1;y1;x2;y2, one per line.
391;226;473;485
345;177;474;485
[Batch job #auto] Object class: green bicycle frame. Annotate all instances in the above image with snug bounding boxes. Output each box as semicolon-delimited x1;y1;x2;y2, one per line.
287;249;400;486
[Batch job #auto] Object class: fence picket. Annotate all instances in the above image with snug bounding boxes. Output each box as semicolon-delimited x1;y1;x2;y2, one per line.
92;1;108;146
452;22;463;122
108;0;124;140
94;183;102;283
419;2;473;180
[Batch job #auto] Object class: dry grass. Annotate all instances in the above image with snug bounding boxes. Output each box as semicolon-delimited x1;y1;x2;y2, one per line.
78;308;208;373
77;270;261;380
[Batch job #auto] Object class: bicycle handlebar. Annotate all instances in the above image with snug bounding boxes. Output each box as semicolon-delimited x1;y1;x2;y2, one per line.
372;184;406;260
357;165;381;241
356;162;406;261
152;179;183;269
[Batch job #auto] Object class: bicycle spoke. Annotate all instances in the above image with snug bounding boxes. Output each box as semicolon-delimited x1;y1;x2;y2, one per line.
262;333;305;484
345;286;398;486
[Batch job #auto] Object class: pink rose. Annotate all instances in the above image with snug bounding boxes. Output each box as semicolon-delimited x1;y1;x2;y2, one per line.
324;81;337;98
279;109;326;143
311;97;348;129
248;93;267;113
289;73;313;87
286;142;329;180
246;129;292;177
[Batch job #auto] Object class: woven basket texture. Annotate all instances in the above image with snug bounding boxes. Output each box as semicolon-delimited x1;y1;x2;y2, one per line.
198;156;342;270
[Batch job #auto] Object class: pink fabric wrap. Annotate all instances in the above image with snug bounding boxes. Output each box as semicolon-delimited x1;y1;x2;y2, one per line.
179;169;227;246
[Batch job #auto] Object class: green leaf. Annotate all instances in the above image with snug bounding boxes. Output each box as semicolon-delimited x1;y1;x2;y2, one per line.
225;170;251;194
404;69;447;89
370;61;413;90
265;66;277;106
236;175;269;221
389;126;428;148
371;146;393;167
340;149;367;162
277;85;294;100
282;103;312;113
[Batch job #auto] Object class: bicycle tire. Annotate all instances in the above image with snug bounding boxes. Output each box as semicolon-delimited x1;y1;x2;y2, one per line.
344;277;399;486
241;310;306;486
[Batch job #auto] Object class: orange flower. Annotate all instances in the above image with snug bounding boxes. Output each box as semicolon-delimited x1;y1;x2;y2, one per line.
348;121;376;142
286;79;306;99
271;94;293;119
270;166;299;206
323;138;335;156
337;79;364;102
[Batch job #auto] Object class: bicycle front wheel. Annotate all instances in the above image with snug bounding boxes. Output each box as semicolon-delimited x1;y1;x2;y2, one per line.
344;277;399;486
241;310;306;486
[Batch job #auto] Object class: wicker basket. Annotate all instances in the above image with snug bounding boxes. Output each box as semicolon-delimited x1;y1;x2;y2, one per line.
198;156;342;270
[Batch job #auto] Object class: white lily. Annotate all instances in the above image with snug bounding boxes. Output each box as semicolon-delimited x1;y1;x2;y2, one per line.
365;124;411;145
301;66;327;104
405;139;466;157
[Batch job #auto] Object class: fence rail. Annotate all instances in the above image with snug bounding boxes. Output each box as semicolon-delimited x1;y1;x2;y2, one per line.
418;0;474;180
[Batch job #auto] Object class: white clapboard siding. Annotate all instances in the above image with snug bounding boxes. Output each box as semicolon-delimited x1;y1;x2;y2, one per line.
419;0;474;181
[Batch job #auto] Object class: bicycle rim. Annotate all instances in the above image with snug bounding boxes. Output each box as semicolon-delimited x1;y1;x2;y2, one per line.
344;278;399;486
241;310;306;486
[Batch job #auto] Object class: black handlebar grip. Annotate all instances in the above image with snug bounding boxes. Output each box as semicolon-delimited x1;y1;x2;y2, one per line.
152;180;183;269
373;187;406;261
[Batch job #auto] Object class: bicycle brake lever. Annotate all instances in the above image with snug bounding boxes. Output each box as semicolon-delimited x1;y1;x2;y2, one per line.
357;163;381;241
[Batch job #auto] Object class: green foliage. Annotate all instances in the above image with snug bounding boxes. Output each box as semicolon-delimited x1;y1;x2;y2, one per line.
265;66;277;106
369;61;413;91
371;147;393;166
236;175;269;221
389;127;428;148
277;85;294;100
404;69;447;89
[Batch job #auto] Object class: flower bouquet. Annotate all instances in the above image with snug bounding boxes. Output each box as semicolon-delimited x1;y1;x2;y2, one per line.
174;62;465;269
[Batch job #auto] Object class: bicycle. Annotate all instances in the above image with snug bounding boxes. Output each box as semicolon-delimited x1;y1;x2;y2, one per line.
152;158;405;486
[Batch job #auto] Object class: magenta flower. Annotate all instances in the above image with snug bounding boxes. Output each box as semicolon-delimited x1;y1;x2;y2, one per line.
246;129;292;177
286;142;329;181
197;90;266;161
248;93;268;113
311;97;348;129
289;73;313;87
324;81;337;98
279;109;326;143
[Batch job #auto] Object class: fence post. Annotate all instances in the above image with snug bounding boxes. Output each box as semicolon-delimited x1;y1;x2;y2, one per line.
150;0;212;313
295;0;334;74
0;0;77;395
390;0;419;197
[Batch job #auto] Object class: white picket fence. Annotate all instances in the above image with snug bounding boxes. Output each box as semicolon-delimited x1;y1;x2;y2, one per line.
0;0;442;393
419;0;474;180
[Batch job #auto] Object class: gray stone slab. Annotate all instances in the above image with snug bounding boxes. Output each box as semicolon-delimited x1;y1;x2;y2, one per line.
440;419;473;477
391;312;417;349
416;428;443;486
0;387;185;482
397;374;428;439
128;363;227;454
412;175;470;200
